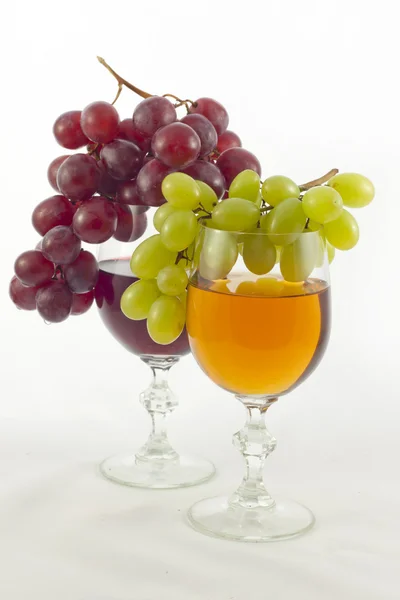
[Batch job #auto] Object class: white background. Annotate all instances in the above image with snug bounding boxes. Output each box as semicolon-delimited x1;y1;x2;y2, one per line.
1;1;399;598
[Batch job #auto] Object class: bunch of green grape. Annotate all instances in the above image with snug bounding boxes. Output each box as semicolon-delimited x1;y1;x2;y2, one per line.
121;168;374;345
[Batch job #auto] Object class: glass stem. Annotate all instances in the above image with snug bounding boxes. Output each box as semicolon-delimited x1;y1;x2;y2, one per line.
230;396;278;509
135;356;180;463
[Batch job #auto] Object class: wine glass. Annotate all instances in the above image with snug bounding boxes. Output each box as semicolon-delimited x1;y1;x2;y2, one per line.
186;224;331;541
95;206;215;489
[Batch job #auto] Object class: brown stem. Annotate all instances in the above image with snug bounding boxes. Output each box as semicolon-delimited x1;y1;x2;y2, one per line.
299;168;339;191
97;56;153;99
163;93;196;107
260;205;273;213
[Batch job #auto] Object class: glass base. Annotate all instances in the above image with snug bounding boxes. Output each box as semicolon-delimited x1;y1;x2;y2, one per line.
100;453;215;489
187;496;315;542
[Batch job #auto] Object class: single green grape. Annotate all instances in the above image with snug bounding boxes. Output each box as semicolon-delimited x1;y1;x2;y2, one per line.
328;172;375;208
121;279;160;320
307;219;323;232
179;289;187;312
161;172;201;210
255;193;262;209
327;240;335;263
324;209;359;250
261;197;307;245
147;295;186;345
195;180;218;213
229;169;260;202
302;186;343;224
161;210;198;252
212;198;260;231
157;265;188;296
130;234;176;279
242;231;276;275
199;228;238;280
280;234;318;282
261;176;300;207
153;203;177;232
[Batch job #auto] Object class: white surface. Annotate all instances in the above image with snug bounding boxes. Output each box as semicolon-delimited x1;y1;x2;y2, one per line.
1;0;399;598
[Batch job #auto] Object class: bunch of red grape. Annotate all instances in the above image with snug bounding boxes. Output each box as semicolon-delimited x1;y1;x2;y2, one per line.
10;80;261;324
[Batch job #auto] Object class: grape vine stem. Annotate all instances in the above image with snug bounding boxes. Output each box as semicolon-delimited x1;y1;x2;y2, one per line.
299;168;339;191
97;57;153;99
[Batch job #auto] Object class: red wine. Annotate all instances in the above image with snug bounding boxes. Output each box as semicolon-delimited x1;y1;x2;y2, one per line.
95;258;190;356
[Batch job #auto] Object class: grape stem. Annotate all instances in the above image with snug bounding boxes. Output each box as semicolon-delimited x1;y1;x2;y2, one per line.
97;56;153;99
260;205;273;213
195;203;212;216
299;168;339;191
163;93;196;108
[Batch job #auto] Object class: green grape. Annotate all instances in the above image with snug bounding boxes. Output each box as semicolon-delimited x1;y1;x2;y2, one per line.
280;233;319;282
327;240;335;263
261;176;300;207
307;219;323;232
161;210;198;252
130;234;176;279
199;228;238;280
242;231;276;275
195;180;218;213
179;290;187;312
328;172;375;208
255;193;262;209
261;197;307;245
161;173;201;210
153;203;177;232
157;265;188;296
302;186;343;224
121;279;160;320
324;209;359;250
147;295;185;345
212;198;260;231
229;169;260;202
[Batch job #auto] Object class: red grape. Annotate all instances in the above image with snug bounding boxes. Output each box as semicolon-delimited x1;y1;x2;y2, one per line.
47;155;70;191
96;161;119;198
180;113;217;157
36;281;72;323
216;130;242;154
71;290;94;316
32;195;74;236
42;226;81;265
143;154;153;165
14;250;54;287
9;276;40;311
151;122;201;168
116;180;143;207
136;159;173;206
216;147;261;187
81;101;119;144
64;250;99;293
113;205;148;242
57;154;100;202
53;111;89;149
133;96;176;137
182;160;226;198
100;139;142;180
189;98;229;135
116;118;151;152
73;197;117;243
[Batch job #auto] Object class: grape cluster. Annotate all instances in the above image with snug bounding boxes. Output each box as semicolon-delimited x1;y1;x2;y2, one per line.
123;169;374;345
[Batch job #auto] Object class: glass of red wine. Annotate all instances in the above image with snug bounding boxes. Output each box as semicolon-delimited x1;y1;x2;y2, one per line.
95;206;215;489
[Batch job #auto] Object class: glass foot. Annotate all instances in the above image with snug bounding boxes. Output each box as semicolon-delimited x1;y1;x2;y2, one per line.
188;496;315;542
100;453;215;489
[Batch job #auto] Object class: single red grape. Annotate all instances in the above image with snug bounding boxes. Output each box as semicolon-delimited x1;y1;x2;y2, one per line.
216;130;242;154
42;226;81;265
96;161;119;198
47;155;70;191
53;111;90;149
36;281;72;323
180;113;217;157
100;139;142;180
71;290;94;316
189;98;229;135
116;118;151;152
216;147;261;187
73;197;117;243
113;205;148;242
136;159;173;206
116;180;144;207
151;122;201;168
63;250;99;293
81;101;120;144
32;195;74;236
57;154;100;202
14;250;54;287
133;96;176;137
9;276;40;311
182;160;226;198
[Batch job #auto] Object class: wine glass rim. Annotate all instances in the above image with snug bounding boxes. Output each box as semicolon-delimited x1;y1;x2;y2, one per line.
197;219;323;237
